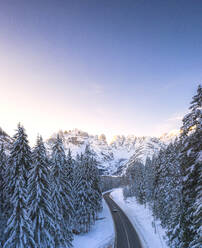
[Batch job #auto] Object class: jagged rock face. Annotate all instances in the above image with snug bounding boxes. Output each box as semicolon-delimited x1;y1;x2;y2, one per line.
0;127;177;175
46;129;175;175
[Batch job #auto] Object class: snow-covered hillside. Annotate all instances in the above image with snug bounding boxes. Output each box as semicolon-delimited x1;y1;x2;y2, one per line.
46;129;177;175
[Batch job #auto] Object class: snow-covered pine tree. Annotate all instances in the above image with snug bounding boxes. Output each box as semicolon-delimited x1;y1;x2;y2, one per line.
62;148;74;231
3;124;35;248
152;148;166;221
28;135;55;247
72;153;83;233
137;163;146;205
179;84;202;248
83;146;102;221
0;143;7;244
123;161;146;204
66;149;74;190
144;157;155;205
166;139;182;248
0;143;7;212
157;143;181;228
90;157;102;216
146;141;183;247
129;161;146;205
51;135;73;247
65;149;75;228
74;150;94;233
149;155;158;204
158;145;175;228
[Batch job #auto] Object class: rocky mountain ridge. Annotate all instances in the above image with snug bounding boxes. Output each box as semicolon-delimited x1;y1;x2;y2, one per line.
46;129;178;175
0;127;178;175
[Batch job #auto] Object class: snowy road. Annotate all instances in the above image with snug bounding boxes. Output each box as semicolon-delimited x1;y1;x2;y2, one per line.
104;193;142;248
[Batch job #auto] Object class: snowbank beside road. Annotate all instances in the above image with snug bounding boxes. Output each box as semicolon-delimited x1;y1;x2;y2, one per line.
72;199;114;248
111;188;169;248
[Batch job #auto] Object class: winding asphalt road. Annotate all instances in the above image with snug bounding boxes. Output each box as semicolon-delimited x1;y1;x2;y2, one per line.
104;193;142;248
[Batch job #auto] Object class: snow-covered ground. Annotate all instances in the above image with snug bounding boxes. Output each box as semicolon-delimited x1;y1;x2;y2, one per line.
72;199;114;248
110;188;169;248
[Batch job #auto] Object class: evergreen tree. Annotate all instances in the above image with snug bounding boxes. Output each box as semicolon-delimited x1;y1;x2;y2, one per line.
90;157;103;216
138;163;146;205
123;161;146;204
152;149;165;220
63;148;74;231
65;149;75;228
144;157;155;204
0;143;7;212
83;146;102;219
74;151;93;233
28;136;55;247
3;124;35;248
166;140;182;248
0;144;7;244
179;84;202;248
51;135;73;247
66;149;74;190
73;146;102;234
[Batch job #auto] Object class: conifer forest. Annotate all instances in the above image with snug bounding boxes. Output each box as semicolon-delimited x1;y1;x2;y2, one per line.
0;129;102;247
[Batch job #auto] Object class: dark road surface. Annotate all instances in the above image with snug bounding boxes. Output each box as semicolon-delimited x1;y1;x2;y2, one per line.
104;193;143;248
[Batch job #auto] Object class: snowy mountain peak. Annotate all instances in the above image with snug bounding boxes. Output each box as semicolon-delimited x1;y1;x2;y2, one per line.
46;129;178;175
0;126;178;175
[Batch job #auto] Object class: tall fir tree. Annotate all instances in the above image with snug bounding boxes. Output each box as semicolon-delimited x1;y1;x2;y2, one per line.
0;143;7;212
179;84;202;248
166;139;182;248
83;146;102;222
3;124;35;248
28;135;55;247
72;153;82;232
90;157;103;216
144;157;155;205
66;149;74;190
51;135;73;247
0;144;7;244
74;151;93;233
65;149;75;226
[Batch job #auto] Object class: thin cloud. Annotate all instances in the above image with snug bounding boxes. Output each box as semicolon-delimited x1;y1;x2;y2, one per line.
80;83;104;96
167;113;184;122
154;112;185;136
90;83;104;95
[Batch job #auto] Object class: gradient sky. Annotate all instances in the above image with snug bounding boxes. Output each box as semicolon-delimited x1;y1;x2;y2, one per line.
0;0;202;144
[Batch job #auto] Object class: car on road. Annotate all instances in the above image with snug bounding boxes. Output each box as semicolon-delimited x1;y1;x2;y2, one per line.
112;208;118;212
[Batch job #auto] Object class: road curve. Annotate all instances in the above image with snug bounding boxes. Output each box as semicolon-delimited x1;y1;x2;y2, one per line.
103;193;142;248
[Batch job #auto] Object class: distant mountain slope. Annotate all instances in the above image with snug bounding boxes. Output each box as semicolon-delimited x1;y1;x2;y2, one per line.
0;127;177;175
46;129;177;175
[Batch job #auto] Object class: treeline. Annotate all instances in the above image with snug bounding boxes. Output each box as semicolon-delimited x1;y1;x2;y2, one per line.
123;85;202;248
101;176;123;192
0;127;102;248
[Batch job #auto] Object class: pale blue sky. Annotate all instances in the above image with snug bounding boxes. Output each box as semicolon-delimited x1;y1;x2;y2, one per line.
0;0;201;143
